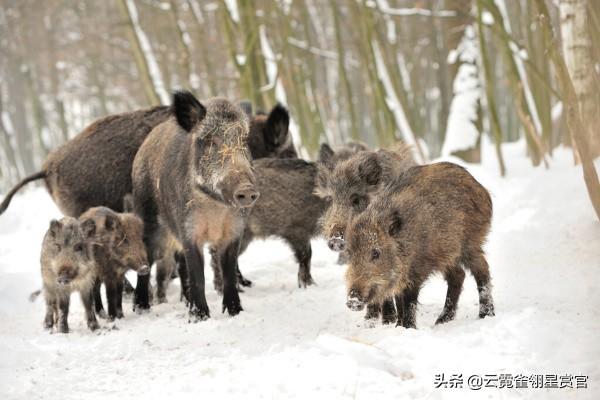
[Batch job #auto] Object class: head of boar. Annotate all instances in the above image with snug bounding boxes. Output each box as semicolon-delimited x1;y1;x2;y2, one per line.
80;207;149;275
344;209;408;311
43;217;98;286
173;91;259;209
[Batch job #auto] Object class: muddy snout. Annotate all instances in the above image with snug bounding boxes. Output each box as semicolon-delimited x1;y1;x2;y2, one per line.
137;264;150;276
328;236;345;252
346;289;365;311
233;184;259;208
56;266;77;285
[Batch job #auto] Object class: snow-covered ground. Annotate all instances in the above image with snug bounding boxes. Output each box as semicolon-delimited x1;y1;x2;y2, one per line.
0;142;598;399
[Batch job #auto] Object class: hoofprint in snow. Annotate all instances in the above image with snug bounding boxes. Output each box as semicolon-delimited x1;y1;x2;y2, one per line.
0;142;598;400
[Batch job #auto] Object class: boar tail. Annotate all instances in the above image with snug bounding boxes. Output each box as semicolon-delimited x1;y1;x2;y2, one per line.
29;289;42;302
0;171;46;215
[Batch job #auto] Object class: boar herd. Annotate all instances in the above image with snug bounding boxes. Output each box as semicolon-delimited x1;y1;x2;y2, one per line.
0;90;495;333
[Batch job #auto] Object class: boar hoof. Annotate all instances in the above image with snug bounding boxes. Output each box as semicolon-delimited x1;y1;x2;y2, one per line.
396;318;416;329
133;303;151;314
298;274;316;288
222;295;243;316
96;309;108;319
381;312;397;325
238;275;252;288
157;295;168;304
189;305;210;322
58;323;69;334
435;310;456;325
88;320;100;331
479;303;495;319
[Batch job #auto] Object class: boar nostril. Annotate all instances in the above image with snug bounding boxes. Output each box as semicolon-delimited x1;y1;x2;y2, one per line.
346;289;365;311
327;237;345;252
234;186;259;208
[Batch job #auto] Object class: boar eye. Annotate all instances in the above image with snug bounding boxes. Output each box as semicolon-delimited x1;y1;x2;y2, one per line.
371;248;381;261
350;194;366;211
73;243;84;253
324;195;332;203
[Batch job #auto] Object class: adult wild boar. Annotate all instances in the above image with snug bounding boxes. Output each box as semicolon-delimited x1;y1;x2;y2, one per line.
40;217;101;333
132;91;258;320
0;101;293;217
344;162;495;328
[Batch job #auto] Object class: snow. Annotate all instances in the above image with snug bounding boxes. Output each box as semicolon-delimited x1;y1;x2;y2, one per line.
1;144;599;399
223;0;239;23
374;0;456;17
125;0;170;105
442;26;481;156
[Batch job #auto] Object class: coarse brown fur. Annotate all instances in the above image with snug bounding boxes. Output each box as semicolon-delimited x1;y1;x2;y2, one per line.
40;217;101;333
316;142;416;323
0;102;294;218
132;91;257;320
345;162;495;328
79;206;148;320
211;158;329;291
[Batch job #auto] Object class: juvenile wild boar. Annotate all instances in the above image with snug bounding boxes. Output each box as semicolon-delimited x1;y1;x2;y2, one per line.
132;91;258;320
41;217;100;333
316;143;416;324
79;206;149;320
344;162;495;328
211;158;330;291
0;101;293;218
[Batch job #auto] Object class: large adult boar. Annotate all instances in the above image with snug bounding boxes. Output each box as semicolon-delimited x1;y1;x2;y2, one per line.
79;206;149;320
210;158;330;292
0;102;293;217
132;91;258;320
344;162;495;328
40;217;101;333
316;143;416;324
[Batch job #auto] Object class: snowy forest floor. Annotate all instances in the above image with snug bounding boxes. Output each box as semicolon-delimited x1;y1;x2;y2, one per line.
0;141;598;400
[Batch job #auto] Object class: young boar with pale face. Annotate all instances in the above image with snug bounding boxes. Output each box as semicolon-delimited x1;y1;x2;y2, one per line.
41;217;100;333
345;162;495;328
132;91;258;320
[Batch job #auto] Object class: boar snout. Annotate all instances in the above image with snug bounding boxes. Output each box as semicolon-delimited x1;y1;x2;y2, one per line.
57;266;76;285
328;237;345;252
137;264;150;276
346;288;365;311
233;184;259;208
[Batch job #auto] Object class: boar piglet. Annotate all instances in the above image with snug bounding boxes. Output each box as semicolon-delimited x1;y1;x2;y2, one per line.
132;91;258;320
344;162;495;328
212;158;330;291
316;142;416;324
79;205;148;320
41;217;100;333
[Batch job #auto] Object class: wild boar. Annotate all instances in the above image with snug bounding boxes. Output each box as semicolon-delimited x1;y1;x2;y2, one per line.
344;162;495;328
40;217;100;333
132;91;258;320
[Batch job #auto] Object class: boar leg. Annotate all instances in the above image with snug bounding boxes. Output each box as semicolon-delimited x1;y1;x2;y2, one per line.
156;257;173;303
235;233;252;288
115;279;125;318
93;279;107;319
183;241;210;321
175;251;191;304
209;246;223;294
381;298;397;325
80;289;99;331
105;279;120;321
364;302;381;321
396;287;419;329
43;291;57;330
288;238;315;288
57;294;70;333
464;250;495;318
134;217;158;312
435;267;465;325
219;240;243;316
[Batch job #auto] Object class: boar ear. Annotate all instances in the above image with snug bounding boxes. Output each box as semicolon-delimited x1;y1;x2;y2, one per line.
172;90;207;132
318;143;335;169
314;164;332;198
104;214;121;232
49;219;62;237
123;194;134;213
80;218;96;238
358;153;382;186
264;104;290;148
388;212;403;237
238;100;253;118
